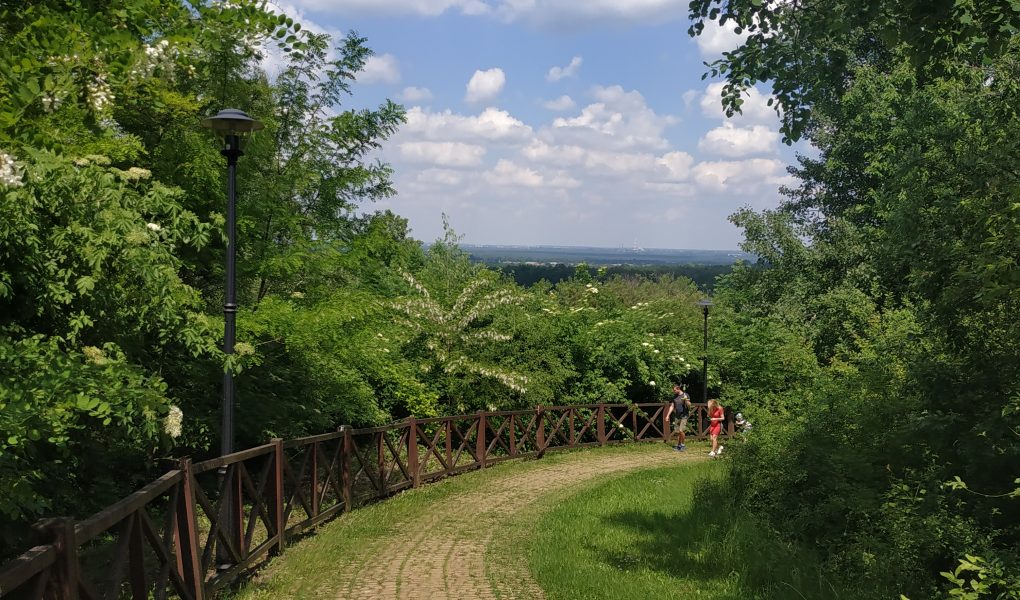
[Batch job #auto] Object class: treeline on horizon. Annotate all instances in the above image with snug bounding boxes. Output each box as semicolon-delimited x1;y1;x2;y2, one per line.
1;0;1018;597
491;262;735;290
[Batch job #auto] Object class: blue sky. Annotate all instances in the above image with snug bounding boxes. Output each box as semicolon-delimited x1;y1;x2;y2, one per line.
269;1;801;250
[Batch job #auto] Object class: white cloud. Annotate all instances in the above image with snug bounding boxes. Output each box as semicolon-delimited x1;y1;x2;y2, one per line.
416;168;465;186
360;54;401;84
290;0;688;26
698;122;780;157
692;158;792;192
682;89;698;108
484;160;544;187
367;79;792;249
657;151;694;180
399;86;433;102
694;19;748;57
465;68;506;104
548;85;677;150
542;95;576;111
546;56;582;81
398;141;486;167
293;0;490;17
497;0;688;27
402;106;533;142
700;82;777;124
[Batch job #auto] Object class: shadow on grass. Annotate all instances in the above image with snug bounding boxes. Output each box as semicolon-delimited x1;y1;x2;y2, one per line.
596;476;844;600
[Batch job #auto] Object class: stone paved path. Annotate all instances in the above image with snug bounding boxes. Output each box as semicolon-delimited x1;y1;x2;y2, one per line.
332;446;703;600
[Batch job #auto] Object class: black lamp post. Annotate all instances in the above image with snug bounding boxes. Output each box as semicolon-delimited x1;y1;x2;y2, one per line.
201;108;262;568
698;298;713;404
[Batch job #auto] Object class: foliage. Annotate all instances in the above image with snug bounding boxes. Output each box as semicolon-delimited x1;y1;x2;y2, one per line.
690;3;1020;594
688;0;1020;142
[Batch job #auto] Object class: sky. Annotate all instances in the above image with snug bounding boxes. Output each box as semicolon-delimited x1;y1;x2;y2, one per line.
267;0;801;251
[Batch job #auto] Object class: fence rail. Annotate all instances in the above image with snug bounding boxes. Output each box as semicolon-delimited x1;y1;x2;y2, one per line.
0;402;732;599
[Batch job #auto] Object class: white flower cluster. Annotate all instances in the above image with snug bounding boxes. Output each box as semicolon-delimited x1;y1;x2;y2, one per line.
452;277;494;313
130;40;174;80
164;405;184;439
122;167;151;181
465;330;513;343
401;271;431;299
41;93;63;113
87;75;114;114
0;152;24;188
82;346;106;364
584;283;599;294
630;302;650;309
457;289;522;330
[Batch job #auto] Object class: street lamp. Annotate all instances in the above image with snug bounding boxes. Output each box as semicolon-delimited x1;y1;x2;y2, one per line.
698;298;713;404
200;108;263;459
201;108;262;568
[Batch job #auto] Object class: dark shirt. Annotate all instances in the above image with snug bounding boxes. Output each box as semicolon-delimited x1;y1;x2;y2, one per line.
671;392;690;418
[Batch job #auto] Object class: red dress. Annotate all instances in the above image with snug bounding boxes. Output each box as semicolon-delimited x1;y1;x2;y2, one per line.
708;407;723;436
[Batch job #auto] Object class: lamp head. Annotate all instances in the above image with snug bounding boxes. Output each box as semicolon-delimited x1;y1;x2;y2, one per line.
200;108;264;137
698;299;713;309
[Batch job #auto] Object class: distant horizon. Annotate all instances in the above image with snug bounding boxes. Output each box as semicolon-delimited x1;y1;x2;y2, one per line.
458;242;747;253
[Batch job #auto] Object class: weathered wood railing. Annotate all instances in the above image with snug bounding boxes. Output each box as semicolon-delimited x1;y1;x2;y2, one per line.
0;402;732;599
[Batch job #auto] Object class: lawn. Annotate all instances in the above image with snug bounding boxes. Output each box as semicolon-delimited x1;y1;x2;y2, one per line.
512;460;847;600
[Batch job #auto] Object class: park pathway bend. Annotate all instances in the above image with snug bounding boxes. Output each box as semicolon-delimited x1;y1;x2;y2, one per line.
332;445;704;600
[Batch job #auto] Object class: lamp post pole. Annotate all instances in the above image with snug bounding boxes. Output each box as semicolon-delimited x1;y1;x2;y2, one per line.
698;299;712;404
221;133;240;459
201;109;263;570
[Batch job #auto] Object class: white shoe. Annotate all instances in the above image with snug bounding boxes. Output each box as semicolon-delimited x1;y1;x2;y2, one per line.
717;445;724;455
708;451;716;457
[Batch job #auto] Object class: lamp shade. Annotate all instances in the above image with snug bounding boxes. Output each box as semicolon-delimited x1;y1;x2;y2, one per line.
698;299;713;308
200;108;264;135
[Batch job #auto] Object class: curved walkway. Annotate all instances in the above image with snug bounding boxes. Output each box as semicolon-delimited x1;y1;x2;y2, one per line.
241;444;705;599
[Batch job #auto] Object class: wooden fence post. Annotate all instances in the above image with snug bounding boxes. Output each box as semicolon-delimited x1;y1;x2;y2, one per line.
661;402;670;442
445;419;453;469
34;517;79;600
270;438;285;556
175;459;205;600
509;414;517;457
310;441;320;520
476;411;487;469
569;408;576;447
535;405;545;456
341;426;352;511
597;404;606;446
408;418;420;488
377;431;388;496
127;512;146;599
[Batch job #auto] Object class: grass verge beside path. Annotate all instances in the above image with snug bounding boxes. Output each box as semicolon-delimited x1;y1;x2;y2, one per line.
517;460;847;600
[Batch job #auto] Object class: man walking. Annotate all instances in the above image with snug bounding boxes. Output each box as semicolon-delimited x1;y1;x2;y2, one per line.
664;384;691;451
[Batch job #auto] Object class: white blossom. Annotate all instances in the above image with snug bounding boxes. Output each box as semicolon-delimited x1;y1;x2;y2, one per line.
0;152;24;188
146;222;161;232
164;405;184;439
87;75;114;114
649;380;656;386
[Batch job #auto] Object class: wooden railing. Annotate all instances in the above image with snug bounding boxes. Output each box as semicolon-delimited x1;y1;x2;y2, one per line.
0;402;732;599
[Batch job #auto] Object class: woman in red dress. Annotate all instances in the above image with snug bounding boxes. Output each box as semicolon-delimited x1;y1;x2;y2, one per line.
707;399;725;457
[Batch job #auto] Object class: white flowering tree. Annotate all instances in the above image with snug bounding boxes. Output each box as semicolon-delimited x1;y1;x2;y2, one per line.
393;269;530;414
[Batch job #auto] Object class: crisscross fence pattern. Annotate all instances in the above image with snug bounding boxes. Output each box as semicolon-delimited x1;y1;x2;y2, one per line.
0;402;731;599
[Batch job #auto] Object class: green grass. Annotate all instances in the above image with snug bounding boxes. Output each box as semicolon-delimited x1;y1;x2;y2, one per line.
516;460;848;600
